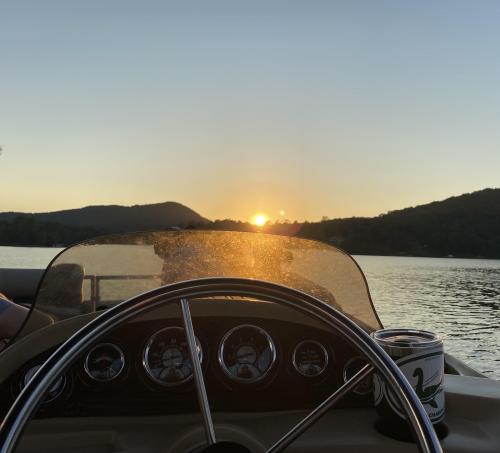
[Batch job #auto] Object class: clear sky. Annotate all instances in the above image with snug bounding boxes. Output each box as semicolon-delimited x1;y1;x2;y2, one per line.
1;1;499;222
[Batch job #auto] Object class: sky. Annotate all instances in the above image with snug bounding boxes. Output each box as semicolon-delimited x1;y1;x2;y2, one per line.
1;1;500;222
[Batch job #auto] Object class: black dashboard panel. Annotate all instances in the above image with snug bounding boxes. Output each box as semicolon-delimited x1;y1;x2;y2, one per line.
2;316;374;419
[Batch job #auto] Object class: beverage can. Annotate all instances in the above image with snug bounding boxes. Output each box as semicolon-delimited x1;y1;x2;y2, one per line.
372;328;445;425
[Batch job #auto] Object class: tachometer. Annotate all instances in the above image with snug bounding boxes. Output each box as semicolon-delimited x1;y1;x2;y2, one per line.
21;364;66;402
143;326;203;386
218;324;276;383
84;343;125;382
292;340;329;377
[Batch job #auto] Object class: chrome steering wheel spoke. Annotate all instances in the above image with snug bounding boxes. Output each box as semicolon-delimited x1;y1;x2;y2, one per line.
266;364;374;453
180;297;216;446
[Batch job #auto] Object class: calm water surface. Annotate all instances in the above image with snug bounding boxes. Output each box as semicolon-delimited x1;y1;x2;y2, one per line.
356;255;500;379
0;246;63;269
1;247;499;379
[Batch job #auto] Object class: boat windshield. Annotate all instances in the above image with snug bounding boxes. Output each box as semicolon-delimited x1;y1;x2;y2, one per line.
15;230;381;340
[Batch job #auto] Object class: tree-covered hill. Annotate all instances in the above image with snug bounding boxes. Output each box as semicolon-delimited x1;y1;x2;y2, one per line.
1;189;499;258
297;188;500;258
0;202;208;247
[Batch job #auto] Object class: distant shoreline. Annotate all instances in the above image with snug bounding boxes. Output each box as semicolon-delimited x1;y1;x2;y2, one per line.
1;244;499;263
1;188;500;258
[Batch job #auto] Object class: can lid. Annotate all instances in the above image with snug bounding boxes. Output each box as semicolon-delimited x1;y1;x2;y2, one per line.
372;328;442;349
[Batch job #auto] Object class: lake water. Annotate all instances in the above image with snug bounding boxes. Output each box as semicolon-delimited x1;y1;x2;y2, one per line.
355;255;500;380
0;246;64;269
1;247;499;379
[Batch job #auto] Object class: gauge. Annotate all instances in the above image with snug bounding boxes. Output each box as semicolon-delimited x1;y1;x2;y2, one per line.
218;324;276;383
343;357;373;395
21;364;66;402
84;343;125;382
292;340;329;377
143;326;203;386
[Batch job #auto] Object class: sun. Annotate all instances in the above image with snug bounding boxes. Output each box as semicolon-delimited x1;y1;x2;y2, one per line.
252;213;268;227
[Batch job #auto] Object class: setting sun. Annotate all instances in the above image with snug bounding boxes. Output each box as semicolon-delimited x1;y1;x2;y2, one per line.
252;213;268;227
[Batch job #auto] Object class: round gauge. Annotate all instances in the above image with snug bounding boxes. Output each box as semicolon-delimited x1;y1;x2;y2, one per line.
292;340;329;377
84;343;125;382
21;364;65;402
343;357;373;395
143;326;203;387
218;324;276;383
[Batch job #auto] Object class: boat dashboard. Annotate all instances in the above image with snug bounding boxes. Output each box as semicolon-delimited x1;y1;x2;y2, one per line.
0;299;373;420
2;297;500;452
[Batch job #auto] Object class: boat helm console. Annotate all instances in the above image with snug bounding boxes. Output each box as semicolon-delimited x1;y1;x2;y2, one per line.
0;231;498;453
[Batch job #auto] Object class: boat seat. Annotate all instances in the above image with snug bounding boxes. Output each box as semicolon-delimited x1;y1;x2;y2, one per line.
36;263;89;320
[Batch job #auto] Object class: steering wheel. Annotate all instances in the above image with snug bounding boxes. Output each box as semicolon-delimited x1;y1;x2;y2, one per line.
0;278;442;453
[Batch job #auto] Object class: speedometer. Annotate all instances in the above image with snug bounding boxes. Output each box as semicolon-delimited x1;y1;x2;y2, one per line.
143;326;203;386
218;324;276;383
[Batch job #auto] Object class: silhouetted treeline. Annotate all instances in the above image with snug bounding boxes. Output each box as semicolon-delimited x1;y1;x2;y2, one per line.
194;189;500;258
298;188;500;258
0;216;103;247
0;202;206;232
1;188;500;258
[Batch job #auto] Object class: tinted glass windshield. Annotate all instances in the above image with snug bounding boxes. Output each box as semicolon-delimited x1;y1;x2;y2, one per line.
16;231;381;339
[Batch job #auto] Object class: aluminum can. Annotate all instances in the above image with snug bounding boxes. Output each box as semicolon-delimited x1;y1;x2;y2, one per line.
372;328;445;425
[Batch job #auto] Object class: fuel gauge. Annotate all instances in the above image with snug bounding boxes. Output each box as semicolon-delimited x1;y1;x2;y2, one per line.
84;343;125;382
21;364;66;402
292;340;329;377
343;356;373;395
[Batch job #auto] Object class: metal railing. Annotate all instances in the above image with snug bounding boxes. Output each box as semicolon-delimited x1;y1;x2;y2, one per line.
84;274;160;310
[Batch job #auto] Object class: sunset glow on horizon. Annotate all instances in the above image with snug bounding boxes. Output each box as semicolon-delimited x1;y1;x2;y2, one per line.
2;2;500;221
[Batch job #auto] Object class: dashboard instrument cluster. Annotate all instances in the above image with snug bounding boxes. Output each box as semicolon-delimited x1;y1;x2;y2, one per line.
5;315;373;418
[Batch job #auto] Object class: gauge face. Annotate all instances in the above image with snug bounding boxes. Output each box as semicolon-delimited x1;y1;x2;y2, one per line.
219;324;276;383
21;364;65;402
293;340;329;377
84;343;125;382
343;357;373;395
143;327;203;386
